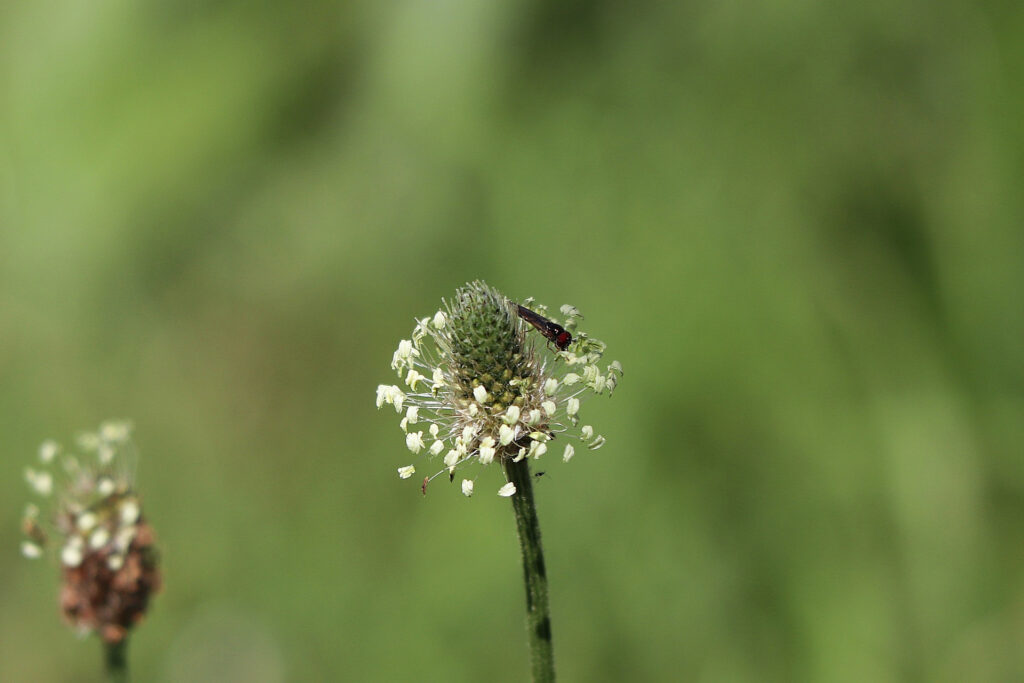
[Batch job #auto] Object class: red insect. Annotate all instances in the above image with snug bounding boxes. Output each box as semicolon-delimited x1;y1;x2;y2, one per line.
516;304;573;351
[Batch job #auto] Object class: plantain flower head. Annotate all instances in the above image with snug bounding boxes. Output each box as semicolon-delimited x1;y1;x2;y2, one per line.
20;420;161;644
375;281;622;496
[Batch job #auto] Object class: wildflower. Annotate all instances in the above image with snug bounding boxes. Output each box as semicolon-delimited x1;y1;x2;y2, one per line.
19;420;161;645
375;281;622;496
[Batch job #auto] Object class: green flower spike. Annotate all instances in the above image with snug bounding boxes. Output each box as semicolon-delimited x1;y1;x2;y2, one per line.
375;280;622;497
375;280;623;683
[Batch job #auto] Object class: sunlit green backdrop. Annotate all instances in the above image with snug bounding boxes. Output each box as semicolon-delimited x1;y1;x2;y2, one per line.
2;1;1023;681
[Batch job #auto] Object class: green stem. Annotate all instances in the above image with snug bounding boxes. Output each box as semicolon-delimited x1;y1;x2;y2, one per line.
503;457;555;683
104;638;129;683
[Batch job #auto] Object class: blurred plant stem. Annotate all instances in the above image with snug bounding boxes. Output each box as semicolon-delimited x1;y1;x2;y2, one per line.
104;639;128;683
504;458;555;683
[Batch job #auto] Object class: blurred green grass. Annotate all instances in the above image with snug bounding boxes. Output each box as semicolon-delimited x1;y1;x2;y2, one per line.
2;1;1023;680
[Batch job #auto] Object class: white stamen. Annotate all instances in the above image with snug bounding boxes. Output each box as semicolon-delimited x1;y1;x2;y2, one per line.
89;527;110;550
39;440;59;463
120;500;140;525
97;477;116;496
115;526;136;552
61;541;84;567
405;432;425;454
405;370;426;390
100;420;132;442
76;512;98;532
391;339;419;370
376;385;406;413
567;397;580;416
24;468;53;496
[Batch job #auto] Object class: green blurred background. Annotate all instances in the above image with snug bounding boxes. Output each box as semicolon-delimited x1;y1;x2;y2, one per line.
2;1;1023;681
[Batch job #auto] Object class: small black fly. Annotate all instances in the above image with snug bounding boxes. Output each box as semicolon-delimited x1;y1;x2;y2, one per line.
516;305;572;351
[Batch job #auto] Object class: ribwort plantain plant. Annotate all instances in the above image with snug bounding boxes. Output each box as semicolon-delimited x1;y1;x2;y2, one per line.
376;281;622;682
21;421;161;682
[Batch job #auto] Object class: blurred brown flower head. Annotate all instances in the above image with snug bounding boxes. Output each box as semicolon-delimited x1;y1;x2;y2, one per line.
21;421;161;644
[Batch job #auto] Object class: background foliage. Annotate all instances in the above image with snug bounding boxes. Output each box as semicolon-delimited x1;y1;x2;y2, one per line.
2;1;1022;681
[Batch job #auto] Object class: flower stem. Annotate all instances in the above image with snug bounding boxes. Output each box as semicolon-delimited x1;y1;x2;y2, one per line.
503;457;555;683
104;639;129;683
